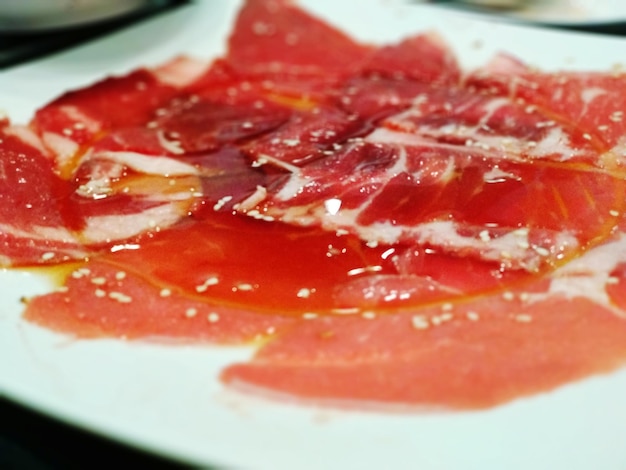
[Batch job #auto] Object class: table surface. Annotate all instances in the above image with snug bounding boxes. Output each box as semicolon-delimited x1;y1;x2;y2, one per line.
0;397;192;469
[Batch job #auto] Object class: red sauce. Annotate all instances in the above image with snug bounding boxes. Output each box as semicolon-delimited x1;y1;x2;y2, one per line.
89;211;519;314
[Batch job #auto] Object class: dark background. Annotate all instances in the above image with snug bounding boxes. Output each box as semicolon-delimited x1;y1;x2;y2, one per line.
0;0;189;69
0;397;194;469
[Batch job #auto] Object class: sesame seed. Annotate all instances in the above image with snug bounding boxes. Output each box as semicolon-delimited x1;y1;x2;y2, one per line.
302;312;318;320
72;268;91;279
610;210;619;217
252;21;272;35
411;315;429;329
115;271;127;281
109;291;132;303
297;288;312;299
607;276;620;285
160;288;171;297
185;307;198;318
466;311;480;321
90;277;107;285
441;302;453;312
332;307;360;315
362;311;376;319
514;314;532;323
439;312;454;322
534;246;550;257
41;252;55;261
234;282;254;292
502;291;515;301
479;230;491;242
207;312;220;323
95;289;106;298
195;276;219;292
213;195;233;211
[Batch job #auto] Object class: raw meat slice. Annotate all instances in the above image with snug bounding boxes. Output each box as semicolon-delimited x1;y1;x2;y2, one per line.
0;122;86;265
24;260;296;342
359;32;460;85
250;140;623;273
0;118;204;264
222;233;626;409
468;54;626;168
222;295;626;409
11;0;626;412
226;0;372;77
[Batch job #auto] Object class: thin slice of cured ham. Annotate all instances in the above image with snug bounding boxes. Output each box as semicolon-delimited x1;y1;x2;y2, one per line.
222;295;626;410
0;117;204;265
0;120;90;265
226;0;373;77
249;140;623;273
10;0;626;412
24;260;296;342
223;229;626;409
2;58;220;265
468;54;626;170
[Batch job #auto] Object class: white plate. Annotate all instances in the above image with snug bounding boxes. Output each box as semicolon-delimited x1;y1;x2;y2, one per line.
3;2;626;469
420;0;626;27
